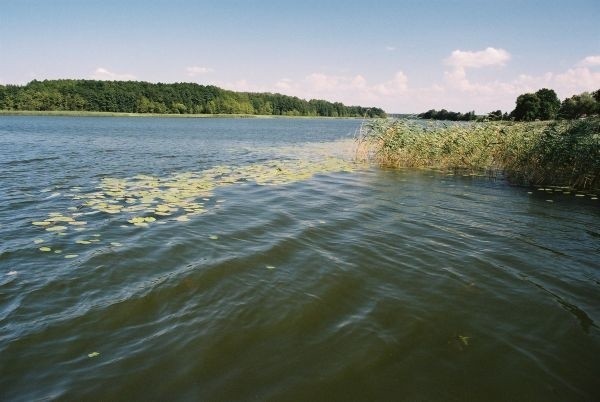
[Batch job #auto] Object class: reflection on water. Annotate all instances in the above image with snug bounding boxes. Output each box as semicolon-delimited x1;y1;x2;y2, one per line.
0;116;599;401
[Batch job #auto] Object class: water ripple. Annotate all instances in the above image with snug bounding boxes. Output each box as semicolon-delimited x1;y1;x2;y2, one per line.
0;117;599;401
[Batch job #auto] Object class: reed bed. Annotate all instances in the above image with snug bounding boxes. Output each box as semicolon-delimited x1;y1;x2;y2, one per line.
358;118;600;191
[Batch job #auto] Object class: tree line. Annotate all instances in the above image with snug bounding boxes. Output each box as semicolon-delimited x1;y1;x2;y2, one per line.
417;109;477;121
0;79;387;118
509;88;600;121
418;88;600;122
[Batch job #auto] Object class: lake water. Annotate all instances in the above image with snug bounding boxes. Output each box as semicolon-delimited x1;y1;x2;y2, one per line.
0;116;599;401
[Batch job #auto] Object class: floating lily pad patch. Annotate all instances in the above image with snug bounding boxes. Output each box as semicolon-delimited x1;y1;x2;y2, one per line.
30;156;357;246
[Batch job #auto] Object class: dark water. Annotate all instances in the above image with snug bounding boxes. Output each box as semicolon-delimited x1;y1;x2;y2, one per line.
0;116;599;401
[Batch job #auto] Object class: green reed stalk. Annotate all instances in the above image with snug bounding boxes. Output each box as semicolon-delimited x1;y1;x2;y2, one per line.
359;118;600;191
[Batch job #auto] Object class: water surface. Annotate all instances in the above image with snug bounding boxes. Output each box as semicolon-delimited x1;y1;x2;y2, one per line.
0;116;599;401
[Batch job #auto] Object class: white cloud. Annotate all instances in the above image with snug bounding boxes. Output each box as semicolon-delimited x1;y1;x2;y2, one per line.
438;49;600;113
305;73;341;91
275;78;293;90
250;71;411;108
444;47;511;68
299;71;409;104
553;67;600;92
351;75;367;89
90;67;136;81
186;66;214;77
577;55;600;67
192;48;600;114
442;47;513;99
373;72;408;96
219;79;269;93
385;46;396;51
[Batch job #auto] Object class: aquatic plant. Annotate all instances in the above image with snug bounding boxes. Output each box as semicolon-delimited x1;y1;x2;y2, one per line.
360;118;600;191
30;156;357;253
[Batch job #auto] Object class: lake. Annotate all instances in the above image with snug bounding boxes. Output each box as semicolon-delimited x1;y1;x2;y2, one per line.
0;116;598;401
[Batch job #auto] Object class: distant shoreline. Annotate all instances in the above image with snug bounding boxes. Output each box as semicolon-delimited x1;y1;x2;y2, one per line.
0;110;366;119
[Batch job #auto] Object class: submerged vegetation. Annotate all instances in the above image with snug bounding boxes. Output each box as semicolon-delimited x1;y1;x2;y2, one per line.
0;79;386;118
360;118;600;191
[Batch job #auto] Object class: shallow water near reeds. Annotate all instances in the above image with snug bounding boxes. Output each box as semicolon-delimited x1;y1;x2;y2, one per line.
1;116;599;401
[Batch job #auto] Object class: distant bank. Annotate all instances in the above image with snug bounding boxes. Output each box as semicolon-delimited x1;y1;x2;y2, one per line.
0;110;369;119
0;79;387;118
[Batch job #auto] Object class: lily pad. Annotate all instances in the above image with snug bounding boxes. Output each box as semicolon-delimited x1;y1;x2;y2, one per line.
88;352;100;358
127;217;145;224
46;226;67;232
65;254;78;259
39;247;51;252
45;216;75;223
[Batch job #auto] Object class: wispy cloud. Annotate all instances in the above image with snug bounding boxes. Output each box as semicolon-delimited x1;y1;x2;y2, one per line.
385;46;396;51
444;47;511;68
90;67;136;81
577;55;600;67
186;66;214;77
270;71;409;105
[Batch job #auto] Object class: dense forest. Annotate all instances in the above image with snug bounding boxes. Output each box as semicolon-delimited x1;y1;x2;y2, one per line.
418;88;600;122
0;79;387;118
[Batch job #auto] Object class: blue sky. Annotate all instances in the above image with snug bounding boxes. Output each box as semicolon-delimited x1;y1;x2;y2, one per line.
1;0;599;112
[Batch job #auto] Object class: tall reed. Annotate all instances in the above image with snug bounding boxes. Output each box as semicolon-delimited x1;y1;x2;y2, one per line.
358;118;600;191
